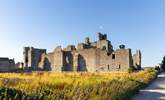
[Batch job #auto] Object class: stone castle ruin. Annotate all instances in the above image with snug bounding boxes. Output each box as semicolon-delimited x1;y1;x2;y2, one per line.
23;33;141;72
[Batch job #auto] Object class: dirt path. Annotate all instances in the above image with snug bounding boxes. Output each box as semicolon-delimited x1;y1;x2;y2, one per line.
132;72;165;100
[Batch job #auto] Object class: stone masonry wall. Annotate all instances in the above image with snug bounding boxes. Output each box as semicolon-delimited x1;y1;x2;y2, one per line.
23;33;141;72
0;58;15;72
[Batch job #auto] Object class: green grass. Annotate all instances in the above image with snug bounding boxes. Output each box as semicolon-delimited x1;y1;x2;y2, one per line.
0;69;157;100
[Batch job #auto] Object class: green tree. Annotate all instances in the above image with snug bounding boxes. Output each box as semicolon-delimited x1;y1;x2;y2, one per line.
161;56;165;71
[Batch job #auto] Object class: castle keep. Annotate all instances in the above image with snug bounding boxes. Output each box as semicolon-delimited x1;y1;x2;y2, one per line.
23;33;141;72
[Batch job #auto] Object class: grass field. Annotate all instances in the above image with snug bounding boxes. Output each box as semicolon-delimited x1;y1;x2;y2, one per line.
0;69;157;100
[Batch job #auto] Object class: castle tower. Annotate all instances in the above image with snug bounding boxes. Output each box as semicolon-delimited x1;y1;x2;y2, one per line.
96;32;113;53
133;50;141;69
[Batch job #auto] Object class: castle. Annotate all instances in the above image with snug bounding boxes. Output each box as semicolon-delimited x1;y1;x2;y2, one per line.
23;33;141;72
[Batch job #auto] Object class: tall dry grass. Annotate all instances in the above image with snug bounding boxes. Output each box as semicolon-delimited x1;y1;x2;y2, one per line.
0;69;157;100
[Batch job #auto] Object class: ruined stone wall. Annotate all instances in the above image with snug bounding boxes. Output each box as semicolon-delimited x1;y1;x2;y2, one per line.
31;48;46;70
23;47;29;67
38;53;46;69
23;47;46;70
133;50;141;69
72;51;79;71
76;48;98;72
111;48;133;71
47;53;54;69
22;33;141;72
52;49;63;72
23;46;136;72
63;51;73;71
95;48;133;72
0;58;15;72
47;50;75;72
95;49;110;71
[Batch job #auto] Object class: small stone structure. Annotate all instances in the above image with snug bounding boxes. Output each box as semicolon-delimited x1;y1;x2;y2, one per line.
23;33;141;72
0;57;15;72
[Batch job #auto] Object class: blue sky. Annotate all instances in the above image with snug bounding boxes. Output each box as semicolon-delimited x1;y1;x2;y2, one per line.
0;0;164;67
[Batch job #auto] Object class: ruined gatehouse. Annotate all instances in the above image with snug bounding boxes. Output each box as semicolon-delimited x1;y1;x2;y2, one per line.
23;33;141;72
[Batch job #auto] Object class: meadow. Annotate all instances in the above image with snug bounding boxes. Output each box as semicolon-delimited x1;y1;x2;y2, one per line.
0;69;157;100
